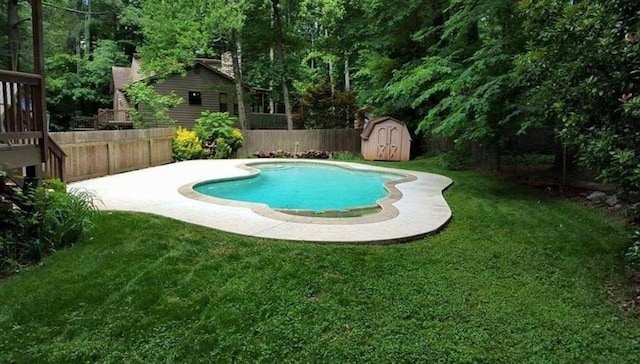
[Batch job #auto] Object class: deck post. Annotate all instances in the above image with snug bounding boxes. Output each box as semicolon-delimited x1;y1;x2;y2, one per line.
32;0;48;162
25;165;41;189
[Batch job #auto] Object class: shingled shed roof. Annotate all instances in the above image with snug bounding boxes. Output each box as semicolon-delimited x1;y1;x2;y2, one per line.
360;116;413;141
111;66;131;92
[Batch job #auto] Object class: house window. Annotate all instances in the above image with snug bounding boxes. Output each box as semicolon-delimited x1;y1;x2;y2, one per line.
219;93;228;112
234;103;239;115
188;91;202;105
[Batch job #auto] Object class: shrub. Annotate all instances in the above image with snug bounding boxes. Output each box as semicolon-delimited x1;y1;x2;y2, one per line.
252;149;331;159
253;150;293;158
0;184;98;275
435;147;471;171
299;83;357;129
41;188;99;250
42;178;66;193
172;127;203;161
213;137;232;159
194;111;243;158
331;151;363;161
624;204;640;225
296;150;330;159
229;127;244;152
626;230;640;271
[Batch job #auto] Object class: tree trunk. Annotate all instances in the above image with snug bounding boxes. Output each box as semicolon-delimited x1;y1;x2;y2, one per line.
281;80;292;129
326;29;335;96
84;0;91;54
230;30;247;130
269;47;275;114
271;0;293;130
344;54;351;126
8;0;19;71
344;54;350;91
552;141;577;186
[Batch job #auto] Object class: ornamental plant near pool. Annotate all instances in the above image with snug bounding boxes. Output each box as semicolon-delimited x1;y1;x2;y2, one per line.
194;111;243;159
172;127;204;161
0;179;98;276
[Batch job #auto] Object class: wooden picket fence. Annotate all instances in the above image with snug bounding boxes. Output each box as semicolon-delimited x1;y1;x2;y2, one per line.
49;128;174;182
237;128;361;157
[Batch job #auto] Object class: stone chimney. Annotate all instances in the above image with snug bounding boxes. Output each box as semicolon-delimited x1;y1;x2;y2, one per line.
220;51;234;78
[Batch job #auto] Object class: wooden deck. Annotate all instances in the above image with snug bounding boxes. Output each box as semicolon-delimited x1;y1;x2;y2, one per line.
0;0;66;182
0;144;41;170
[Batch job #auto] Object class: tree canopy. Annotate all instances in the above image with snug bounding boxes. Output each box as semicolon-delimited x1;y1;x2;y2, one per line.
3;0;639;193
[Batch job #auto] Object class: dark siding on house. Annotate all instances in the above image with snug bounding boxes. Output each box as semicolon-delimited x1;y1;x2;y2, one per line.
152;65;237;128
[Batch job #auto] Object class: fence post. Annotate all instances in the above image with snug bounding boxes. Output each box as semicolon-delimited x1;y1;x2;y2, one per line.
148;138;154;167
107;142;114;175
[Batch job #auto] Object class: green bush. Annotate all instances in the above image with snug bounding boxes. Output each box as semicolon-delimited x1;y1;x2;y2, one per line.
625;230;640;271
439;148;471;171
172;127;204;161
213;137;232;159
0;185;98;274
299;83;357;129
42;178;66;193
41;188;98;250
331;151;363;161
193;111;243;159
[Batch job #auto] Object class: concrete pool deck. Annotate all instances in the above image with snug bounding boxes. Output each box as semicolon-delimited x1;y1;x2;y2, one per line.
69;159;453;244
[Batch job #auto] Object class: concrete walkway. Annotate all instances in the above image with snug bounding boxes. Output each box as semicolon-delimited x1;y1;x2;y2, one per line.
69;159;453;244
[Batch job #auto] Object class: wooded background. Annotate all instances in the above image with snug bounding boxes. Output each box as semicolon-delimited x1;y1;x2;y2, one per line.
2;0;639;192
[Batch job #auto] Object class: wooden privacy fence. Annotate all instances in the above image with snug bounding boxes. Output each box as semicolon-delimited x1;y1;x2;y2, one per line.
237;128;361;157
49;128;174;182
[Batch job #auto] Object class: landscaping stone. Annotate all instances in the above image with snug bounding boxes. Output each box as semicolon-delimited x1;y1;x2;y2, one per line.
587;191;607;202
605;194;618;207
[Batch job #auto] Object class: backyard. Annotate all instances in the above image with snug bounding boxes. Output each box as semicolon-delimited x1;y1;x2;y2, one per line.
1;158;638;362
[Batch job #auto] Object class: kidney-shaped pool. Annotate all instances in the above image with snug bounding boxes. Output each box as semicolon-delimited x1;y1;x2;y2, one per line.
192;161;408;215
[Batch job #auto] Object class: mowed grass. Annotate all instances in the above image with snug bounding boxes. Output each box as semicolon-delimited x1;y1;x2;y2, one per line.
1;158;639;362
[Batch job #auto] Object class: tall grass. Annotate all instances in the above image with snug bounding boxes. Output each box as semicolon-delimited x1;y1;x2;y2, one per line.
41;188;99;250
0;183;98;275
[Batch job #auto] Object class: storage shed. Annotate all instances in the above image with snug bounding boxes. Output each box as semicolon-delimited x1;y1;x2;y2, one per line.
360;116;412;161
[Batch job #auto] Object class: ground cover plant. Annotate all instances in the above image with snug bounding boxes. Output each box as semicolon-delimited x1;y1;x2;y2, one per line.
0;179;98;275
0;158;639;362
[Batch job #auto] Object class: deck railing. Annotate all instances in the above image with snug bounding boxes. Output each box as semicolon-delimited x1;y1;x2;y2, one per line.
0;70;45;140
45;138;66;181
92;108;132;128
0;69;66;181
247;113;288;129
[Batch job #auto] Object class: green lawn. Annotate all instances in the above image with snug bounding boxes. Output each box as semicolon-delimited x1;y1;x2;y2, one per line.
1;159;639;363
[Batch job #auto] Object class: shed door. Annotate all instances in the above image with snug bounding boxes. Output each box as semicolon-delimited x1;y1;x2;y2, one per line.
376;124;401;161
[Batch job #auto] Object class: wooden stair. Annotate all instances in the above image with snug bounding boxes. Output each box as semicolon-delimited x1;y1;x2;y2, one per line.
0;172;37;212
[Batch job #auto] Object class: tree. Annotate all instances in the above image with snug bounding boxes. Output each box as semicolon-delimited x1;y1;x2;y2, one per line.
517;0;640;193
5;0;32;71
270;0;294;130
139;0;250;129
46;39;129;123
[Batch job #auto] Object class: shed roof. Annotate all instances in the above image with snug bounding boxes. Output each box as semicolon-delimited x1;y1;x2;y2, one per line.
360;116;412;141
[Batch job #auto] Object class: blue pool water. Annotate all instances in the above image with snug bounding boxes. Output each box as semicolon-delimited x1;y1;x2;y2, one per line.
193;162;402;212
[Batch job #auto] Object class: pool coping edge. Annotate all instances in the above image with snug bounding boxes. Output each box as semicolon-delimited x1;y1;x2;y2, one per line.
177;159;417;225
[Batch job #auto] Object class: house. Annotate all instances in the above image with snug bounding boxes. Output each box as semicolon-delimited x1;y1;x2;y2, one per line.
110;53;282;129
0;0;65;184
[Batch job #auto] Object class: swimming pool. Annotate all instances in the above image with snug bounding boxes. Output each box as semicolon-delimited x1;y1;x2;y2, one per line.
192;161;407;214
